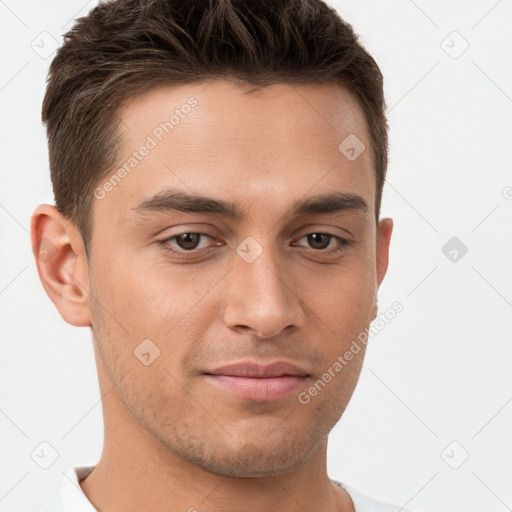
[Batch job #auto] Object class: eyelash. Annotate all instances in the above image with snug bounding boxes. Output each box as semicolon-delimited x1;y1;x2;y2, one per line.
158;231;351;259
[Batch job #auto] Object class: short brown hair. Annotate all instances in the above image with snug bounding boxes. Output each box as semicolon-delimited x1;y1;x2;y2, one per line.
42;0;388;254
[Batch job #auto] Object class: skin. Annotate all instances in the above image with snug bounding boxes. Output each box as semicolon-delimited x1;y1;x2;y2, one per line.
31;80;393;512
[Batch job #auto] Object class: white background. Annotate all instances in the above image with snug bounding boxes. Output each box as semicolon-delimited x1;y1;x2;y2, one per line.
0;1;511;511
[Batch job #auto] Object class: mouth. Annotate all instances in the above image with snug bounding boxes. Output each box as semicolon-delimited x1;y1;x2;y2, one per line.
203;360;311;401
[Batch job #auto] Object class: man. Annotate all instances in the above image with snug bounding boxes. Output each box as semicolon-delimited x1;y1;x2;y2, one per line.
32;0;415;510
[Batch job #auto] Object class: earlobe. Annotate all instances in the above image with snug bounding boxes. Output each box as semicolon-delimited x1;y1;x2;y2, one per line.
30;204;92;327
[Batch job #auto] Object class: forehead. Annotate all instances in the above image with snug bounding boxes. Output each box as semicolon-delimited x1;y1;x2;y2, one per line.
96;79;375;223
118;79;370;158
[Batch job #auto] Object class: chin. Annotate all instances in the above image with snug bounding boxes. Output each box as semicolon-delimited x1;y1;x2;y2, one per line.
175;433;318;478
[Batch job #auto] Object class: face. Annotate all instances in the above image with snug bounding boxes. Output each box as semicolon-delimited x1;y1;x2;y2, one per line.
82;80;392;477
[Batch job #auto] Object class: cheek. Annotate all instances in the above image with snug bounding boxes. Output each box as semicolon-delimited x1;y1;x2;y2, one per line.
300;257;377;339
97;252;215;332
94;260;222;371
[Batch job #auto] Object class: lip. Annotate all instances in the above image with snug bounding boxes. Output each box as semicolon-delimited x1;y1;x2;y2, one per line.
205;361;310;378
203;361;311;401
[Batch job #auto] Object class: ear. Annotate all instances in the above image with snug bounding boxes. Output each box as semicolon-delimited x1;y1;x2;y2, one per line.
371;217;393;321
30;204;92;327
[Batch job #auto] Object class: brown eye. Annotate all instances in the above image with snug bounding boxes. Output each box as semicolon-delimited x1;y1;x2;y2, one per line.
175;233;202;250
160;232;216;256
306;233;331;249
293;232;351;255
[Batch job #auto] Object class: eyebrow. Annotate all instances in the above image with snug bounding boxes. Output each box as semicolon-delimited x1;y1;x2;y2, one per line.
130;188;369;220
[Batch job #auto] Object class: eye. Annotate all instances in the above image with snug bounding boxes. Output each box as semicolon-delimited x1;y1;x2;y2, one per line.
294;233;350;253
160;232;218;255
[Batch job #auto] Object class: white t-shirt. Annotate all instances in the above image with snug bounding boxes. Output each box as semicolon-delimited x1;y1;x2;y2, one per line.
38;465;419;512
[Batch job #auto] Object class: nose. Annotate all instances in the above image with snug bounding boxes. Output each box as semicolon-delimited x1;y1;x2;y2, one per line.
222;244;305;338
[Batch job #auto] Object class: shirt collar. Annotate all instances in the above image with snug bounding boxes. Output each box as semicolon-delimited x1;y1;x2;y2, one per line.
54;465;411;512
58;465;96;511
